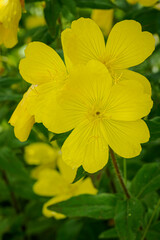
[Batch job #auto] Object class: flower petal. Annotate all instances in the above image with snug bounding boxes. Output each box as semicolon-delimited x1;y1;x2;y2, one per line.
33;169;68;196
9;87;35;142
105;20;155;69
19;42;67;84
57;157;77;184
61;18;106;66
43;195;71;219
105;80;153;121
104;119;150;158
75;178;97;195
116;69;151;95
62;120;109;174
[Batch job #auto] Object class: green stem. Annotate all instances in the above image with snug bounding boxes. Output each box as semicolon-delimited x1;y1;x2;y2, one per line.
123;158;127;186
109;148;130;199
141;198;160;240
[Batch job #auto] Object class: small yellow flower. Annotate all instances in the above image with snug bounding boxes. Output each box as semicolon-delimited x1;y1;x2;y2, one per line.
91;9;114;36
62;18;155;92
9;41;68;141
33;156;97;219
37;60;152;173
127;0;158;6
25;15;46;29
0;0;22;48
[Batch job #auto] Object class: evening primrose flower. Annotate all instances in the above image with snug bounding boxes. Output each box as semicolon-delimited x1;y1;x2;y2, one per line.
38;60;152;173
9;41;68;141
0;0;22;48
33;157;97;219
62;18;155;93
91;9;114;36
127;0;158;6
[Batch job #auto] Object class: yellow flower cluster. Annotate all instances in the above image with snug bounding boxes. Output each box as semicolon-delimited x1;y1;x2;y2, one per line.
24;143;97;219
127;0;158;6
0;0;22;48
9;18;155;173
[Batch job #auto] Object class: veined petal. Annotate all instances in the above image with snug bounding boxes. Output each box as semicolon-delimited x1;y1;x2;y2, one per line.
104;119;150;158
33;169;68;196
62;120;109;174
19;42;67;85
9;87;35;142
105;80;153;121
75;178;97;196
105;20;155;69
43;195;71;219
115;69;151;95
57;157;77;184
61;18;106;66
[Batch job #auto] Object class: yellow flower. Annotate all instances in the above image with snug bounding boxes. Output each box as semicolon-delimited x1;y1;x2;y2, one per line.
127;0;158;6
33;157;97;219
0;0;22;48
62;18;155;93
36;60;152;173
9;41;68;142
91;9;114;36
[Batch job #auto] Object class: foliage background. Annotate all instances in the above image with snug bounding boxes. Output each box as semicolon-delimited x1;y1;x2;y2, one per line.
0;0;160;239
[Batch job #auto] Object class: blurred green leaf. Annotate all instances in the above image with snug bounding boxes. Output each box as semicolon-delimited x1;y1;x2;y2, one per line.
49;193;117;220
99;228;118;239
0;77;21;87
44;0;61;38
130;163;160;198
147;222;160;240
115;198;143;240
146;117;160;141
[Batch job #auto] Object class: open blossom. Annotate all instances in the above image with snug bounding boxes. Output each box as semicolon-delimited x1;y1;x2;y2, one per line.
127;0;158;6
0;0;22;48
25;143;97;219
62;18;155;93
9;41;68;141
35;60;153;173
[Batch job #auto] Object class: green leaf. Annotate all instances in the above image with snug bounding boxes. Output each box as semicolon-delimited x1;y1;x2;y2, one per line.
0;77;20;87
61;0;76;15
50;130;72;147
75;0;114;9
72;166;87;183
130;163;160;198
145;117;160;141
49;193;117;220
44;0;61;38
147;222;160;240
115;198;143;240
99;228;118;239
0;89;21;102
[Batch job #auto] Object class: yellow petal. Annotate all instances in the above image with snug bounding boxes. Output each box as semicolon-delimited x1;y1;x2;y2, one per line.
24;142;58;165
33;169;68;196
9;87;35;142
127;0;138;4
105;80;153;121
19;42;67;84
115;69;151;95
43;195;71;219
75;177;97;195
0;23;18;48
138;0;157;6
62;120;109;174
61;18;106;66
31;163;56;179
104;119;150;158
105;20;155;69
91;9;114;36
57;157;77;183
